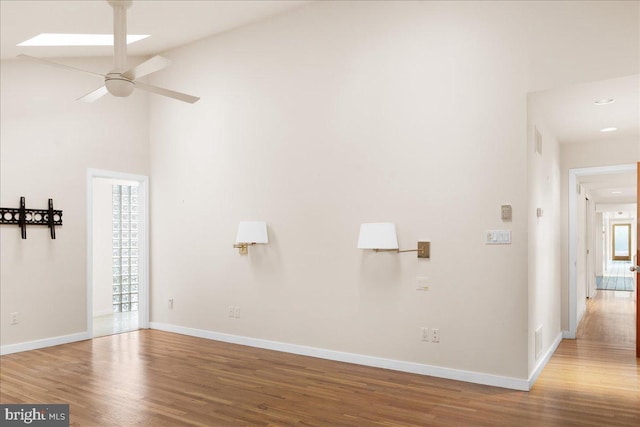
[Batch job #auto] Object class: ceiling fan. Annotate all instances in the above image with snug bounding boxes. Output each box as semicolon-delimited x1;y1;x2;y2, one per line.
18;0;199;104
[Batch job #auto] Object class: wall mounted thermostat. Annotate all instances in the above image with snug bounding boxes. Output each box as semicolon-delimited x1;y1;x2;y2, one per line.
501;205;512;221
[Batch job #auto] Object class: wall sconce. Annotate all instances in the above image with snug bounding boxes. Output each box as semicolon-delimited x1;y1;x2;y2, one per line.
357;222;429;258
233;221;268;255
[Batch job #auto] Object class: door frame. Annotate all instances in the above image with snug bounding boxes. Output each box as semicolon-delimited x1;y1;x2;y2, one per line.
567;163;637;338
86;168;150;337
636;161;639;358
585;197;593;298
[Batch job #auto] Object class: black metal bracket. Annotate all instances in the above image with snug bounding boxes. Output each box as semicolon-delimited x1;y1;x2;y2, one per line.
0;197;63;239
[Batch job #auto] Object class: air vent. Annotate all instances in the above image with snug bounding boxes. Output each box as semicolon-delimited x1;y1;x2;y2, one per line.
535;128;542;155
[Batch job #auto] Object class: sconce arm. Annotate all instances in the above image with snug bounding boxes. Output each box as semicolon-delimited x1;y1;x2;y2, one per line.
374;242;429;258
233;242;257;248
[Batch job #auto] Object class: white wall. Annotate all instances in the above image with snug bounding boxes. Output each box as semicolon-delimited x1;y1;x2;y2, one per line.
147;1;637;382
147;0;535;380
526;100;562;377
595;212;604;276
92;179;113;317
586;199;597;298
0;58;149;347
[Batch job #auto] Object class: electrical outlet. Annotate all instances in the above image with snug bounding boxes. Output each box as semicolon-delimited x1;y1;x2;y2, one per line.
168;298;174;309
430;328;440;343
421;327;429;342
233;306;241;318
10;312;19;325
228;306;235;317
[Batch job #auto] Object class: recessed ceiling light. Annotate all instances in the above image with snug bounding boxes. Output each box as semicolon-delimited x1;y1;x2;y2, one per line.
594;98;615;105
600;127;618;132
17;33;149;47
611;191;623;194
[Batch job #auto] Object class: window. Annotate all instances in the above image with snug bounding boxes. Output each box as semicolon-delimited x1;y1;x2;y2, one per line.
112;185;139;313
612;223;631;261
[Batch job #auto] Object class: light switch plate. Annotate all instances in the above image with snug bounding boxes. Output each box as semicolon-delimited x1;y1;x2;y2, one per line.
485;230;511;245
501;205;512;221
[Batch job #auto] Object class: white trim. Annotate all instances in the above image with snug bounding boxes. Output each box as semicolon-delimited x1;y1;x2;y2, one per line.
562;330;576;339
86;168;150;339
528;332;562;389
567;164;636;338
0;332;89;355
93;309;113;318
568;172;578;336
150;322;530;391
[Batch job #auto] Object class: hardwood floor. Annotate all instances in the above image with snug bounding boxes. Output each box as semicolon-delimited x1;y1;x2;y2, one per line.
577;289;636;346
1;293;638;426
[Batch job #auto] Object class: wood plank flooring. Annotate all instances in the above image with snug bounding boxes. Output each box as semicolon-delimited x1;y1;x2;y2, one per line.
2;292;639;426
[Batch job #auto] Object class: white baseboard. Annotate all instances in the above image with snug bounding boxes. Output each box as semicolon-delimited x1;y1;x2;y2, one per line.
528;331;563;389
0;331;90;356
150;322;530;391
562;307;587;340
93;309;113;318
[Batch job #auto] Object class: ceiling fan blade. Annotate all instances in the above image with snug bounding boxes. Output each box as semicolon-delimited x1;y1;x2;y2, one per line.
135;81;200;104
77;86;109;103
18;54;105;78
122;55;171;80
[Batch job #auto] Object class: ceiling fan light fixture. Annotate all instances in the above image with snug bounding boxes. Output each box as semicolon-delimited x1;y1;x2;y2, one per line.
17;33;149;47
600;127;618;132
105;74;134;97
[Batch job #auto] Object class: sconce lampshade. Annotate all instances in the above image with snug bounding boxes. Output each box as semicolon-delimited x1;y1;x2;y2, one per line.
235;221;268;244
357;222;398;250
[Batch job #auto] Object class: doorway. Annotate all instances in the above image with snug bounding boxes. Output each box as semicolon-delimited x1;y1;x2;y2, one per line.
568;163;637;338
87;169;149;338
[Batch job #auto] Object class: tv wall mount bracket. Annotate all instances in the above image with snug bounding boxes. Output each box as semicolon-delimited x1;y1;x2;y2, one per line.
0;197;62;239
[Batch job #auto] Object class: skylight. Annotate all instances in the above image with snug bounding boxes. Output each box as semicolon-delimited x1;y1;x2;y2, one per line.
17;33;149;47
594;98;615;106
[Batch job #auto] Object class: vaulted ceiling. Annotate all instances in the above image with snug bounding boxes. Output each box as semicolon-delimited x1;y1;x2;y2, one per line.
1;0;637;204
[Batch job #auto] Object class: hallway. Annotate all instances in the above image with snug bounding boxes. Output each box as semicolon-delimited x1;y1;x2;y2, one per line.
597;260;635;292
576;286;636;346
528;286;639;425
